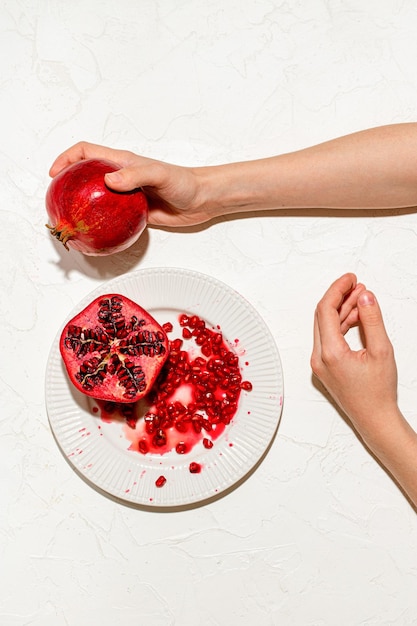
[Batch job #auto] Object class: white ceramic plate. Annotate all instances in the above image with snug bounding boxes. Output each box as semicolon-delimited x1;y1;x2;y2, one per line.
45;267;283;508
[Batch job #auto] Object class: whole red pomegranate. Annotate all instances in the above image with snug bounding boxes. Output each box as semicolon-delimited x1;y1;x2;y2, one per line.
46;158;148;256
60;294;169;403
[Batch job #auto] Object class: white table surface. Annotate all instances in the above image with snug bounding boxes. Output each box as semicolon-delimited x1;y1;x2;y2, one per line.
2;1;417;624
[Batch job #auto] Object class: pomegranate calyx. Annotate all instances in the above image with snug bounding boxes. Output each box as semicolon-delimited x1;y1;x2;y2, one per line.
45;223;73;250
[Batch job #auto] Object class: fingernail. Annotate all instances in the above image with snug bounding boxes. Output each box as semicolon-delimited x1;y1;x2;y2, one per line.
358;291;375;306
105;171;121;183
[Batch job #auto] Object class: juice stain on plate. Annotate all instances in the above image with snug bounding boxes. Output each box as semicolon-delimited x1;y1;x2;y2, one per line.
92;312;252;459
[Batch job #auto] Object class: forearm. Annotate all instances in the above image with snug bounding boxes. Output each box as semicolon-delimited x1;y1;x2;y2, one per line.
193;123;417;217
359;409;417;508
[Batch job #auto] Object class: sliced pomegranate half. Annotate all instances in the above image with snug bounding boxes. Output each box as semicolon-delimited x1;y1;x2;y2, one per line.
60;294;169;403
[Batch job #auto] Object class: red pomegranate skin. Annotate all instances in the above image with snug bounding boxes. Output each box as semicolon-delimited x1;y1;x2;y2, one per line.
46;158;148;256
60;294;169;403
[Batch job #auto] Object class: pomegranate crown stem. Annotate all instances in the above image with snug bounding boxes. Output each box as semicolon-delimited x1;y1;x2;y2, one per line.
45;223;72;250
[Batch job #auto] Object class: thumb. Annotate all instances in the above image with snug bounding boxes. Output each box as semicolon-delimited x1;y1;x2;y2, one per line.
104;167;143;192
357;290;390;356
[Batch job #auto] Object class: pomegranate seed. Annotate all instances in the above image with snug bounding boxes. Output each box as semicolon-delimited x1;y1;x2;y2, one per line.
175;420;189;433
230;374;242;386
202;419;213;432
179;314;189;326
182;327;192;339
189;462;201;474
226;353;239;366
241;380;253;391
195;332;207;346
189;315;200;328
170;338;183;351
176;442;188;454
204;391;215;404
203;438;213;449
201;343;212;357
155;475;166;487
192;420;202;433
161;417;173;429
138;440;149;454
153;429;167;447
162;322;173;333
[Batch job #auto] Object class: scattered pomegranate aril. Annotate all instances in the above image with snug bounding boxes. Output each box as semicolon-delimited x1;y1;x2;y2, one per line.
189;316;200;328
46;158;148;256
202;419;213;432
201;343;212;357
189;462;201;474
179;314;189;326
175;421;189;433
98;311;252;460
152;429;167;447
182;327;192;339
170;338;183;351
193;357;206;368
138;440;149;454
192;420;202;434
241;381;253;391
176;442;188;454
155;475;167;488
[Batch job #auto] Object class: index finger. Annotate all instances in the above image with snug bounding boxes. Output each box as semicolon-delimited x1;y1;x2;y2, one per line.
49;142;133;177
315;273;357;347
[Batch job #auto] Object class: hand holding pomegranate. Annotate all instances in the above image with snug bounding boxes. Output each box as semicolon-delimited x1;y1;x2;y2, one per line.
49;142;212;228
311;273;417;508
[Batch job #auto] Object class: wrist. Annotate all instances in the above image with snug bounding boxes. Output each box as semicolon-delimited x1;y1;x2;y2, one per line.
191;160;269;219
359;407;414;460
362;411;417;506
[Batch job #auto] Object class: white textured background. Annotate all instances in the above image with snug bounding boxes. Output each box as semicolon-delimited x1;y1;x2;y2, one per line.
2;1;417;624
